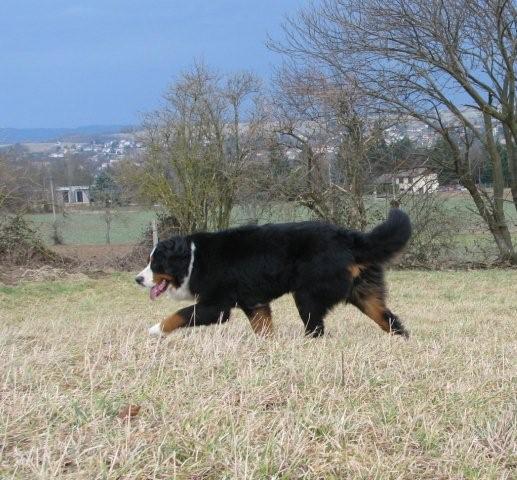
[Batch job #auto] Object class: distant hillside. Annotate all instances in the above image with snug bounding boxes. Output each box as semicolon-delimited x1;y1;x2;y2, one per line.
0;125;135;144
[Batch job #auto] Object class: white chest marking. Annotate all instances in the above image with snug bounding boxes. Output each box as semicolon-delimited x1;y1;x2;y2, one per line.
167;242;196;301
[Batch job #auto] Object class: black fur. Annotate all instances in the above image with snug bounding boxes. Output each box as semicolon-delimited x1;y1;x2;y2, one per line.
149;208;411;337
151;237;190;288
349;209;412;264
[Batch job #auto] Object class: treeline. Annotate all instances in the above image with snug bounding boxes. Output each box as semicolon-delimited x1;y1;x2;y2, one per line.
0;145;97;212
124;0;517;264
2;1;516;265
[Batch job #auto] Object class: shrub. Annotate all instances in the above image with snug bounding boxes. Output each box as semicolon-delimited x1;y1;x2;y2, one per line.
0;215;63;266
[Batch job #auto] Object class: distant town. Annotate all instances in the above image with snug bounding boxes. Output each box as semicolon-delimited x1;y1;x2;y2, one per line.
0;129;145;170
0;104;510;213
40;137;144;169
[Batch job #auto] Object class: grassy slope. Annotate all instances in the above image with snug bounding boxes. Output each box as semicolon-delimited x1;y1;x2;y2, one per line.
25;195;517;257
26;210;157;245
25;205;309;246
1;271;516;479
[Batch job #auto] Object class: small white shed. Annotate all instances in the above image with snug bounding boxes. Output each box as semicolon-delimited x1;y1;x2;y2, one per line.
56;186;91;205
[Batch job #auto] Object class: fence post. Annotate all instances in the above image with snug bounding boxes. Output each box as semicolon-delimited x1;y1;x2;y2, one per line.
152;219;158;247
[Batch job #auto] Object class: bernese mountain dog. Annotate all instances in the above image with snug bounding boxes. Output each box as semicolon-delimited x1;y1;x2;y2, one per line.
136;208;411;339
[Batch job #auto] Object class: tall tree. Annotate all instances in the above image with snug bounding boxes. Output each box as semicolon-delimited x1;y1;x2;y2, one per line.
91;171;122;244
120;63;264;233
271;69;388;229
271;0;517;263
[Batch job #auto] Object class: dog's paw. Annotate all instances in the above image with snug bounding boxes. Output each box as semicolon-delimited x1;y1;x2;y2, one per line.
148;323;165;337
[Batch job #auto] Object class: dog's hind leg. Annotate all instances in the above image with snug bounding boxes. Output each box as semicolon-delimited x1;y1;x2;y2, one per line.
348;266;409;338
241;304;274;337
149;304;231;337
293;291;334;337
351;294;409;338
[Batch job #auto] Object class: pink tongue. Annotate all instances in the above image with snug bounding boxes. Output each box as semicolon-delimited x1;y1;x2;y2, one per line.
150;280;168;300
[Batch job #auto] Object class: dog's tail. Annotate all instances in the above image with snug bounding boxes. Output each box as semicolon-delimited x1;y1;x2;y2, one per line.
349;209;411;264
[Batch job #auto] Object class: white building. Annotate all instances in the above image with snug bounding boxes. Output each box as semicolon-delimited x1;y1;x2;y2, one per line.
375;168;439;195
56;185;91;205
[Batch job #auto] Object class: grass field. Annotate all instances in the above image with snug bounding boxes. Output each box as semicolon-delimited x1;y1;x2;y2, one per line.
1;271;516;479
25;194;517;253
26;209;157;245
25;204;312;246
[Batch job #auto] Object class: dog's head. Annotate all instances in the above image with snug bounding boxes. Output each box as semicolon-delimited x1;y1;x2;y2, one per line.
135;237;192;300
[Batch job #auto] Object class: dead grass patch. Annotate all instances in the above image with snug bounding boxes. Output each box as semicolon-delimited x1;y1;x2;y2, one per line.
0;270;515;479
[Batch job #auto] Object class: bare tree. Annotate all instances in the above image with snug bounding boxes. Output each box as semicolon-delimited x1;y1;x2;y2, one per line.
271;0;517;263
271;67;388;229
120;63;264;233
0;150;46;213
90;171;121;245
0;155;18;211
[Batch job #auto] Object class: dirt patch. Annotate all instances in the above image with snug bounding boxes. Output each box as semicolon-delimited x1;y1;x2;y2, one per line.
0;265;88;285
49;243;149;271
0;244;148;285
49;244;135;265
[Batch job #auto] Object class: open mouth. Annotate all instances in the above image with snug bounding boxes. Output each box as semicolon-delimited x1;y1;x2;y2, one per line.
150;280;170;300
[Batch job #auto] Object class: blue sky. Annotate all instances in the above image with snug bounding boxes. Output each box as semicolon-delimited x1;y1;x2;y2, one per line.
0;1;308;128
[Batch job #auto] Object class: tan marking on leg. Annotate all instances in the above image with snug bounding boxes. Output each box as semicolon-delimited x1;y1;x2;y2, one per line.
348;264;364;278
246;306;274;337
160;312;186;333
361;295;392;333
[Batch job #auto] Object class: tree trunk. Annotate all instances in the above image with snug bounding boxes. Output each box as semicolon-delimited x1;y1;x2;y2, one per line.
461;170;516;264
341;131;368;231
503;124;517;214
482;114;516;263
105;208;111;245
441;123;516;264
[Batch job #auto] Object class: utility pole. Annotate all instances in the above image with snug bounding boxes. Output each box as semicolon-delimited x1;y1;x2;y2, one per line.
49;174;56;222
152;219;158;247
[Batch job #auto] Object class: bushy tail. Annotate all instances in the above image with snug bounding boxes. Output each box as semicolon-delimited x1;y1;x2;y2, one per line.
350;209;411;264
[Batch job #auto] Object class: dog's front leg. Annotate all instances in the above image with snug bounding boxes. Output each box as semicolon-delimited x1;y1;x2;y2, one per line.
149;304;231;337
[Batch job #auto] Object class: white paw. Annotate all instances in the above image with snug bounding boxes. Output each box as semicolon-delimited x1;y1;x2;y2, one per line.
148;323;165;337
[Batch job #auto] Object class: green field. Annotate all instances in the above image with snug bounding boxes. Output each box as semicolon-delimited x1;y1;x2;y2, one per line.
1;271;515;478
25;204;311;246
26;209;158;245
25;195;517;259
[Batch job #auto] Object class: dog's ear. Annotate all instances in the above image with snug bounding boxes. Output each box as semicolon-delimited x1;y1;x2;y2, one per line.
152;237;191;278
153;237;189;260
164;236;190;259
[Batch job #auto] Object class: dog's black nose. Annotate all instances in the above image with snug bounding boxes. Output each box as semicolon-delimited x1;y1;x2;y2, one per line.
135;275;144;285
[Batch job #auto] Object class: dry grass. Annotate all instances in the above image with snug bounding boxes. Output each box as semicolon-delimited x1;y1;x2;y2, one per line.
0;270;516;479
